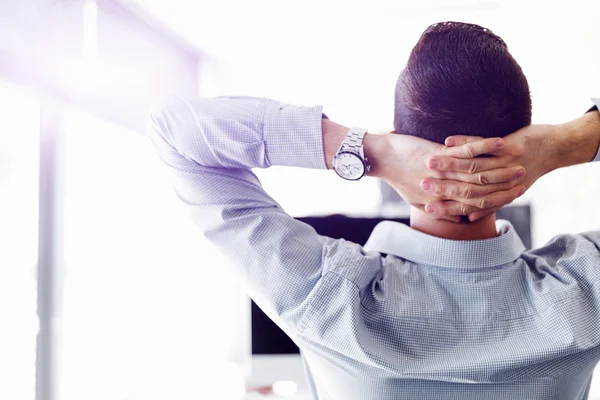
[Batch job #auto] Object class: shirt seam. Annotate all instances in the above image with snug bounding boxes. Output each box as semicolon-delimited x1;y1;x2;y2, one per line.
296;263;362;334
316;109;328;170
260;98;272;167
359;287;583;324
160;160;263;197
296;246;331;334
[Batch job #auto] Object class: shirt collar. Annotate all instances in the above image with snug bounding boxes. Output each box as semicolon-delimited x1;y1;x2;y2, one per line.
363;220;526;269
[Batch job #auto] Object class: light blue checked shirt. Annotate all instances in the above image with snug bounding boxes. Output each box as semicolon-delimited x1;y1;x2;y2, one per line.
148;96;600;400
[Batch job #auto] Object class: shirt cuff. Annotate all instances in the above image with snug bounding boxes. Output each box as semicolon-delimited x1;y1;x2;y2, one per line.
588;98;599;114
591;98;600;162
263;100;328;170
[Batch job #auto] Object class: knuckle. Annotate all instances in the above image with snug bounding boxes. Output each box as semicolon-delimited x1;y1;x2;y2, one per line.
443;158;452;170
514;143;526;156
478;198;492;209
460;203;471;215
468;160;478;174
435;183;445;195
465;145;476;158
477;173;489;185
497;170;511;183
428;157;438;169
461;185;474;199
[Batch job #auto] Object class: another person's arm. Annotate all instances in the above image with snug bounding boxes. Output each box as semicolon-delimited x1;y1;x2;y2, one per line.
146;96;521;336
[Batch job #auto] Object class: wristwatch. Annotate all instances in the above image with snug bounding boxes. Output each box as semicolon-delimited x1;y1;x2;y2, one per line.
332;127;371;181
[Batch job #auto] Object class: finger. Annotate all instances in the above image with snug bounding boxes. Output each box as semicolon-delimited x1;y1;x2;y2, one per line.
429;153;521;174
462;185;526;209
425;185;527;216
468;206;502;222
443;137;505;158
415;204;461;223
424;200;481;217
445;135;485;147
437;166;526;185
438;215;462;223
436;215;462;223
420;178;521;201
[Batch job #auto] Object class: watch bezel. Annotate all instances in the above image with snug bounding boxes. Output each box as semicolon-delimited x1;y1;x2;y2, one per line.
333;150;368;181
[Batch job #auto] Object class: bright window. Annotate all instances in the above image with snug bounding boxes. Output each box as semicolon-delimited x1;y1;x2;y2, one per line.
0;80;39;400
60;108;246;400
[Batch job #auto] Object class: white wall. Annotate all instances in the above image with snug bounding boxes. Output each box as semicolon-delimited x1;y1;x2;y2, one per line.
187;0;600;246
499;0;600;247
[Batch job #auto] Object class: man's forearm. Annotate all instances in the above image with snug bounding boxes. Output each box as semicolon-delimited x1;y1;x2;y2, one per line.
321;118;347;170
552;108;600;170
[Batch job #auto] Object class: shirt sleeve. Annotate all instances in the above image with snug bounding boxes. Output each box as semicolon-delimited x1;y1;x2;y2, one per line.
146;96;368;338
591;98;600;162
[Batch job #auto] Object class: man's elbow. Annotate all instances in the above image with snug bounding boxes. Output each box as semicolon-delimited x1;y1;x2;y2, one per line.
146;97;184;149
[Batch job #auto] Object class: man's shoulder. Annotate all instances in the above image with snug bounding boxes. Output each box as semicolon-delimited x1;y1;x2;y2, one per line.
521;231;600;279
526;231;600;253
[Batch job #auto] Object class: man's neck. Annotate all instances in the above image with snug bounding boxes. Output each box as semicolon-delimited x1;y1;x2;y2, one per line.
409;207;498;241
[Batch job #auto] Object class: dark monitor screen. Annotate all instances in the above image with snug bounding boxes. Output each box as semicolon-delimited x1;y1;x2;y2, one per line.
251;206;532;355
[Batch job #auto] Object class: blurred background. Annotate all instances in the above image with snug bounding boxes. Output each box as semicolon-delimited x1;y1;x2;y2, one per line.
1;0;599;399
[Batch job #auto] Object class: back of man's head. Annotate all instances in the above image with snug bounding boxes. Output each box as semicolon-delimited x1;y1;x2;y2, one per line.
395;22;532;143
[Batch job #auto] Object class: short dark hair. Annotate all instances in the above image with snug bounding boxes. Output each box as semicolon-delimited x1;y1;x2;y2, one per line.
394;22;532;144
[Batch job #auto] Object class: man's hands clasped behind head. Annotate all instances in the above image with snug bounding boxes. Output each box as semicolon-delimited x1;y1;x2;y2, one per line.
423;124;556;221
371;124;557;222
369;132;528;222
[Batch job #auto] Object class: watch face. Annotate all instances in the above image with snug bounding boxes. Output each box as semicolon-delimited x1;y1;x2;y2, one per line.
334;152;366;180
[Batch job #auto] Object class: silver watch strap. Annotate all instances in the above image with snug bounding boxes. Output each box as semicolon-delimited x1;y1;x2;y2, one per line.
341;127;368;152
